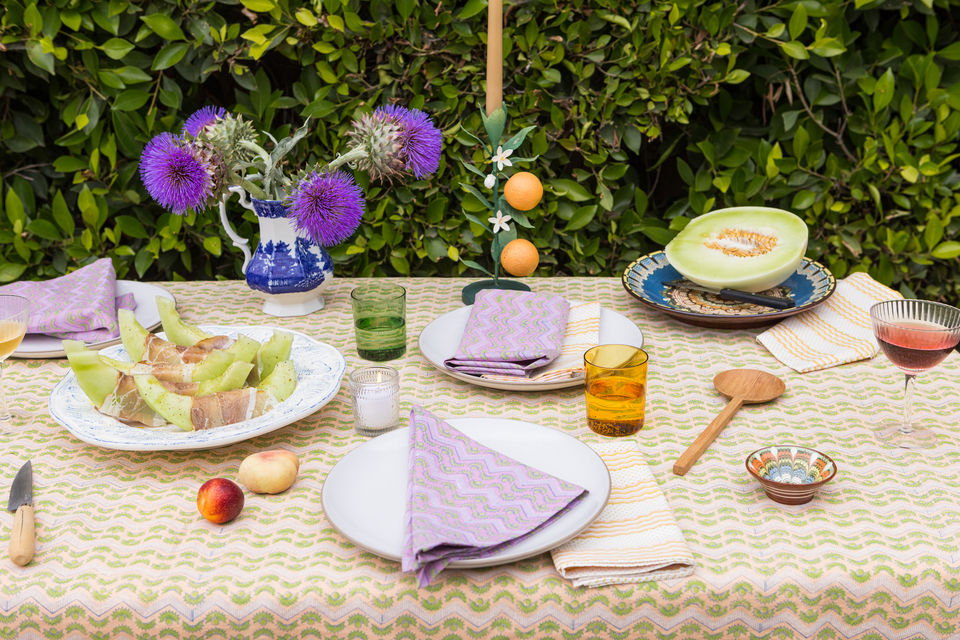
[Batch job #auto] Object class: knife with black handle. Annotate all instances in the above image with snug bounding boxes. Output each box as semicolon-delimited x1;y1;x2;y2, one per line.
664;280;796;310
7;460;34;566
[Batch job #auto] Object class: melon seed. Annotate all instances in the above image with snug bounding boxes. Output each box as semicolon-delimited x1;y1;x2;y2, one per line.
703;228;778;258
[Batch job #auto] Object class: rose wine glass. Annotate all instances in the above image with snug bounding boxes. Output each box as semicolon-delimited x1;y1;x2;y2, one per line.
870;299;960;449
0;295;30;431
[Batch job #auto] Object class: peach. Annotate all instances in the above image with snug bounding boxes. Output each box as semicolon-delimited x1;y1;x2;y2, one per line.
238;449;299;494
197;478;244;524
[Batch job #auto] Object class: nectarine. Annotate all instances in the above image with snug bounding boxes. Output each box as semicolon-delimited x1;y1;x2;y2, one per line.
197;478;244;524
238;449;300;494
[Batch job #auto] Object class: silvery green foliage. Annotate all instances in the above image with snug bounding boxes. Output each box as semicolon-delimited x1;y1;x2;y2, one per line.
1;0;959;303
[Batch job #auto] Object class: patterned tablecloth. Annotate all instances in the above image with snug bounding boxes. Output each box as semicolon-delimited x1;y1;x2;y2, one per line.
2;278;959;640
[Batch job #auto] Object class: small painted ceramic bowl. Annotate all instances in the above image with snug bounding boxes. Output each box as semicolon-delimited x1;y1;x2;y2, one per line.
745;446;837;505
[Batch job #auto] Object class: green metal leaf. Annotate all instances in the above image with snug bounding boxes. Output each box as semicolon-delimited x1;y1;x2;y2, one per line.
480;104;506;147
460;258;492;276
501;126;536;152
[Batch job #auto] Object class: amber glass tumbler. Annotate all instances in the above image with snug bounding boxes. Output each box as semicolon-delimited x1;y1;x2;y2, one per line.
584;345;648;437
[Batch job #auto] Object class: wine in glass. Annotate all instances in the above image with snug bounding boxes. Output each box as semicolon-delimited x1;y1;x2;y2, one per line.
869;299;960;449
0;295;30;428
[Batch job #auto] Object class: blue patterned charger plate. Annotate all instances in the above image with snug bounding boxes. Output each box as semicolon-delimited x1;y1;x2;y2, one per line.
621;251;836;329
49;326;345;451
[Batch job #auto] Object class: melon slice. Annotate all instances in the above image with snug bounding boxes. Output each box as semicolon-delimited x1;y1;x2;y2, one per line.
103;349;236;383
665;207;809;293
197;361;255;396
249;330;294;385
120;308;256;365
119;309;149;362
257;360;296;402
63;340;120;407
135;375;278;432
63;341;166;426
157;297;213;346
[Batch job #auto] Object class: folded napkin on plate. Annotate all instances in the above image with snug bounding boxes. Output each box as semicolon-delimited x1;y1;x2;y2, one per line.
551;441;696;588
757;272;901;373
444;289;570;377
482;301;601;382
403;405;588;587
0;258;137;342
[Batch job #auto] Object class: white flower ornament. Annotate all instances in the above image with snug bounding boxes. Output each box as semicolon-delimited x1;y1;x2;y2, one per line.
484;174;496;189
488;210;512;233
491;146;513;171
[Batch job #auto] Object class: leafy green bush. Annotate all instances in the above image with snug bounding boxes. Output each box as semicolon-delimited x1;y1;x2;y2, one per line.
1;0;959;301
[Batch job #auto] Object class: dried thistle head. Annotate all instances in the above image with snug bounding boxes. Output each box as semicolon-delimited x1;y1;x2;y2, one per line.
345;111;405;181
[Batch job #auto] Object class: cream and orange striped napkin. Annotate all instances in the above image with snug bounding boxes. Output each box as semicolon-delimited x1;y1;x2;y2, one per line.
757;272;901;373
550;441;696;588
481;301;601;382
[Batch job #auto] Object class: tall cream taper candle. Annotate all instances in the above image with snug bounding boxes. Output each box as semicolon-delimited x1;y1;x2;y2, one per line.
486;0;503;116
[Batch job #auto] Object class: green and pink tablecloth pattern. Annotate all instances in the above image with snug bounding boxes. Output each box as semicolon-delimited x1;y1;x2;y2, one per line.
2;278;959;639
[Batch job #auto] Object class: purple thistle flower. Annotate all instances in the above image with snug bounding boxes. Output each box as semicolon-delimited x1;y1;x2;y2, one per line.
286;170;365;247
183;106;226;137
374;105;442;178
396;107;442;178
139;133;216;215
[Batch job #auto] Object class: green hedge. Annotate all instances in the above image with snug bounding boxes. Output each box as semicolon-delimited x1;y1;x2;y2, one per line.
1;0;959;301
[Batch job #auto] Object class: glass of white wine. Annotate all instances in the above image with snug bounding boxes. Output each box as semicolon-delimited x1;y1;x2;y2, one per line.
0;295;30;427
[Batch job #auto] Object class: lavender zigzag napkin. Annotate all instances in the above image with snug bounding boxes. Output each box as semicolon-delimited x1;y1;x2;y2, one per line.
0;258;137;342
402;405;588;587
444;289;570;377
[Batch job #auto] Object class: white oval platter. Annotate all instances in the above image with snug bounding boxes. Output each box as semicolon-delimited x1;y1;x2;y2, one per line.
48;325;345;451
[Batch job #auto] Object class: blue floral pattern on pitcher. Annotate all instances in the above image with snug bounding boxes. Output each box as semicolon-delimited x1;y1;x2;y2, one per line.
246;199;334;295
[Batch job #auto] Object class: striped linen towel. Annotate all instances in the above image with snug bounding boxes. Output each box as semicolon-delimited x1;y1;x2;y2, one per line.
757;272;901;373
550;441;696;588
482;301;601;383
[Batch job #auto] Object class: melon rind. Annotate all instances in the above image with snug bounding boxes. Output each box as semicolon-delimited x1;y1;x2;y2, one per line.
665;207;809;293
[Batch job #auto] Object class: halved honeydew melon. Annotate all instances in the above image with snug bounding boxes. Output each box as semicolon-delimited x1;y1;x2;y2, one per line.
157;297;213;346
665;207;809;293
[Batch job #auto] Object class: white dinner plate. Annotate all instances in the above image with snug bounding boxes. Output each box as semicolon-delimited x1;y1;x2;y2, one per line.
13;280;176;359
49;325;346;451
321;418;611;568
418;299;645;391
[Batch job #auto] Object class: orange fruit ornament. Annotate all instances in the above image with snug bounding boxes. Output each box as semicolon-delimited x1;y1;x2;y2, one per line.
500;239;540;277
503;172;543;212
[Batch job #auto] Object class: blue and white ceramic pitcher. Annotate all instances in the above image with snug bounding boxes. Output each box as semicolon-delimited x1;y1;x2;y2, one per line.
219;186;334;317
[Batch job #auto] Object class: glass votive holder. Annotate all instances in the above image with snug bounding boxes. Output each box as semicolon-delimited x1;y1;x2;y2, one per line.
351;282;407;362
584;345;649;438
349;366;401;437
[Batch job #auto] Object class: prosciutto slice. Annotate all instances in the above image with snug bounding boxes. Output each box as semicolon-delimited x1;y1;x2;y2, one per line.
129;361;207;383
190;388;277;431
144;334;235;364
98;375;168;427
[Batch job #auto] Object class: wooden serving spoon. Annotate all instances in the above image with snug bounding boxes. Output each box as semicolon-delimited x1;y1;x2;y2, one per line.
673;369;786;476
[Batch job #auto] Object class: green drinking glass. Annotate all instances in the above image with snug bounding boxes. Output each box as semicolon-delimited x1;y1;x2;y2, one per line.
351;282;407;362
